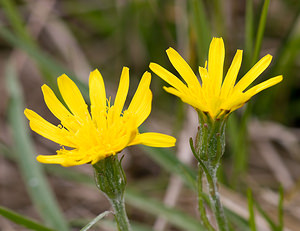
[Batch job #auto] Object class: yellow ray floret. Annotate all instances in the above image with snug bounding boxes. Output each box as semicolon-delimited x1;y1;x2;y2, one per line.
150;37;283;119
24;68;176;167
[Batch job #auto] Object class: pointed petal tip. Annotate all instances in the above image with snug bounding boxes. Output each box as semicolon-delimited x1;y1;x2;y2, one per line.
166;47;177;54
57;73;69;80
166;47;175;52
141;71;152;82
24;108;30;116
149;62;156;68
90;68;100;74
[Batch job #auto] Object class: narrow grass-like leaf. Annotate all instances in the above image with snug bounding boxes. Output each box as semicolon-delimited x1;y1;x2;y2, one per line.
140;146;196;189
0;26;88;99
278;186;284;231
80;211;111;231
0;0;32;43
247;189;256;231
0;206;55;231
227;110;249;187
189;0;211;63
72;219;153;231
255;201;277;230
5;62;69;231
251;0;270;65
212;0;225;36
245;0;254;68
126;189;205;231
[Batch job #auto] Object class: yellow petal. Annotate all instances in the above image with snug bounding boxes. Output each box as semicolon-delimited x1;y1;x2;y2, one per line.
57;74;90;120
127;72;152;126
149;62;189;93
220;50;243;99
208;37;225;96
166;48;201;92
221;92;249;111
129;132;176;147
243;75;283;99
113;67;129;119
24;109;74;147
41;84;79;132
89;69;107;128
163;86;184;99
37;155;66;165
233;54;272;93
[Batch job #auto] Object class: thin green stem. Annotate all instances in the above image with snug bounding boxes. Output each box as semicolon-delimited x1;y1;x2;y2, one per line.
93;155;132;231
194;114;229;231
110;198;132;231
197;167;216;231
204;165;228;231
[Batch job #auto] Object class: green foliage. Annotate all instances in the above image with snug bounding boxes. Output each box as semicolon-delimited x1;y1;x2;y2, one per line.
0;206;55;231
0;0;298;230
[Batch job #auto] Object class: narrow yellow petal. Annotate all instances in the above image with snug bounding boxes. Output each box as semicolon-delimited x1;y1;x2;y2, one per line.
233;54;272;92
24;109;74;147
42;84;79;132
220;50;243;99
243;75;283;99
221;92;249;111
166;48;201;91
127;71;151;113
127;72;152;127
57;74;90;120
129;132;176;147
208;37;225;96
113;67;129;119
37;155;66;165
149;62;189;93
89;69;107;128
163;86;184;98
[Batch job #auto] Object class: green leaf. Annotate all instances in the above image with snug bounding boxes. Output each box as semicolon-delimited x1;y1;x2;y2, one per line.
80;211;111;231
72;219;153;231
245;0;254;68
189;0;211;64
251;0;270;65
277;186;284;231
140;146;196;189
247;189;256;231
0;206;55;231
5;62;69;231
126;189;205;231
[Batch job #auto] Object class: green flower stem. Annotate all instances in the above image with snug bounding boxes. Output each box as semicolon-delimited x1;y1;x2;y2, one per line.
93;155;132;231
197;166;216;231
193;112;229;231
205;165;228;231
110;197;131;231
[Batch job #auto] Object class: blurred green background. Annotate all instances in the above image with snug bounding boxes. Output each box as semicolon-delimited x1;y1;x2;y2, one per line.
0;0;300;230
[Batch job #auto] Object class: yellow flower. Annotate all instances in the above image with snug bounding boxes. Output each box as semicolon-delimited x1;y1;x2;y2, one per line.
150;37;283;119
24;68;176;167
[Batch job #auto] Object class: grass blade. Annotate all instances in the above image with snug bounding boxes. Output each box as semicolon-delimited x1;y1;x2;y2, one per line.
251;0;270;65
6;62;69;231
140;146;196;189
278;186;284;231
72;219;153;231
80;211;112;231
126;189;205;231
247;189;256;231
245;0;254;68
0;206;55;231
189;0;211;64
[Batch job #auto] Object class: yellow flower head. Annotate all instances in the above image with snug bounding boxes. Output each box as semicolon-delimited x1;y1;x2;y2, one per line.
150;37;283;119
25;68;176;167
